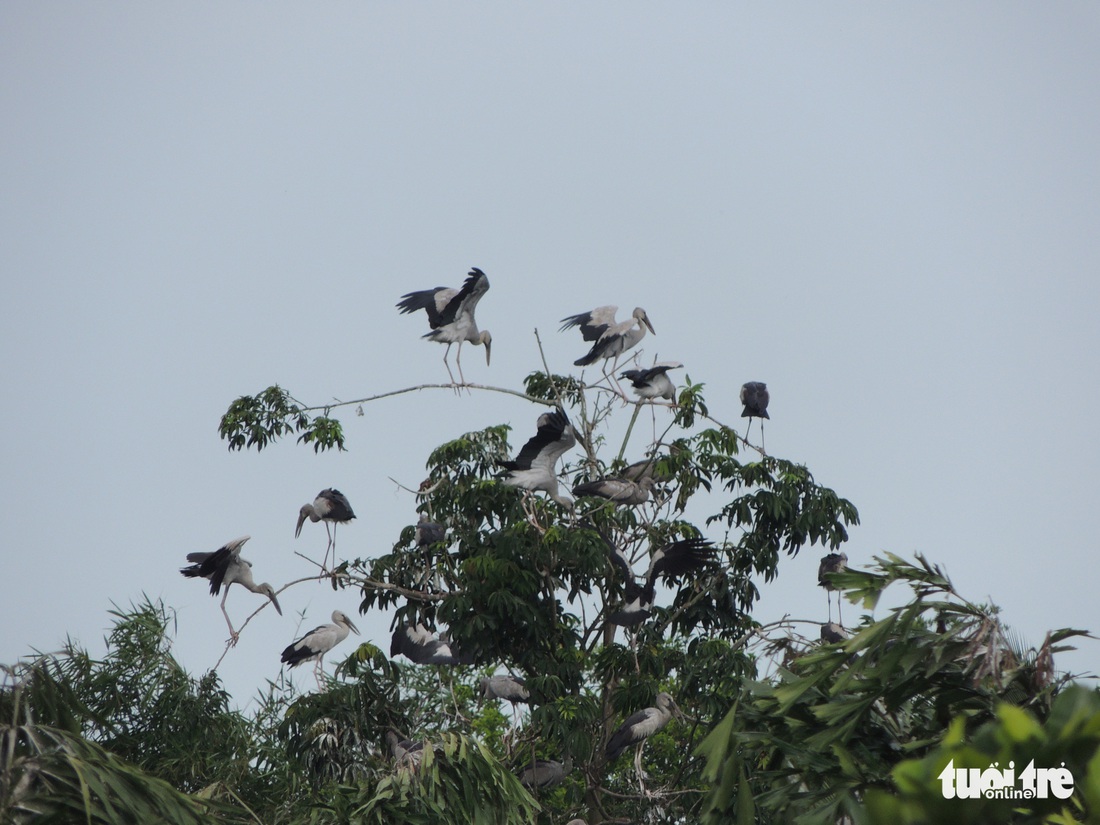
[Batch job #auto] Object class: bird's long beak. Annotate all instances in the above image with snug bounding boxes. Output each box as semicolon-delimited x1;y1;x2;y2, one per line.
295;510;307;538
269;593;283;615
347;617;361;635
484;338;492;366
642;314;656;335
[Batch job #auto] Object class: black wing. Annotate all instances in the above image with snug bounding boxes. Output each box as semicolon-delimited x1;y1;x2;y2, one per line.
508;408;572;471
645;538;715;591
436;267;489;327
396;286;451;327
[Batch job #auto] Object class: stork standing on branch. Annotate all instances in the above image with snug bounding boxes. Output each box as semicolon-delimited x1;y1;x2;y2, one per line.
396;267;492;386
560;306;655;393
296;488;355;572
818;551;848;625
480;674;529;726
180;535;282;645
603;534;716;628
498;407;577;517
280;609;360;687
740;381;770;448
605;692;682;793
619;362;681;402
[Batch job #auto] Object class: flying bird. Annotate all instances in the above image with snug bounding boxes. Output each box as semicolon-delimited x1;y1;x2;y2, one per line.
390;623;471;665
498;407;577;512
296;488;356;572
180;535;282;645
605;692;681;790
619;362;681;402
740;381;770;446
818;551;848;625
396;267;492;386
560;306;655;390
280;609;360;685
604;535;716;628
573;475;656;507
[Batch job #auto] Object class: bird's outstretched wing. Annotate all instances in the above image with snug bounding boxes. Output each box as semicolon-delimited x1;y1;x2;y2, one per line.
437;267;490;327
559;305;618;341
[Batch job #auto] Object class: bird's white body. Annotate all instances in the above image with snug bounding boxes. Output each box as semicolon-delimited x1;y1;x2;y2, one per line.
620;362;682;401
561;305;655;368
281;609;360;685
180;535;282;643
479;674;529;704
606;692;679;760
573;475;655;506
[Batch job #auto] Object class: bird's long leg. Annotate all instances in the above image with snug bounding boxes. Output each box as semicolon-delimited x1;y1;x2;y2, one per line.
455;341;468;390
321;522;333;572
744;418;754;445
826;589;833;624
220;590;239;646
837;592;843;627
314;655;325;691
760;420;766;455
634;743;649;795
441;343;459;388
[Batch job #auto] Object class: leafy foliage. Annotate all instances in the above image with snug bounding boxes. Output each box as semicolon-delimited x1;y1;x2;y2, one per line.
219;385;345;452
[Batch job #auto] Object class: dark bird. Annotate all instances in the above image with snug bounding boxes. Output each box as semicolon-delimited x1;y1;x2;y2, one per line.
619;362;681;402
820;621;847;644
605;692;681;790
479;674;529;704
518;757;572;790
499;407;577;510
386;730;426;771
180;535;281;644
573;475;656;506
740;381;770;446
396;267;492;386
390;623;471;665
604;535;716;628
280;609;360;685
415;513;446;547
296;488;356;572
818;551;848;625
561;305;655;391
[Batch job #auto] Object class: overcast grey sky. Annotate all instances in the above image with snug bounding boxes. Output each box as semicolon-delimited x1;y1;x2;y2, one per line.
2;3;1098;706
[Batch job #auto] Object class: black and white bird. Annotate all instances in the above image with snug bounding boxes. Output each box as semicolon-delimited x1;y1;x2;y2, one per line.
518;757;572;790
605;692;682;789
560;306;655;389
280;609;360;685
619;362;681;402
604;535;716;628
390;623;471;665
498;407;577;511
573;475;656;507
820;621;847;645
396;267;492;386
296;488;356;572
180;535;282;645
818;551;848;625
740;381;770;446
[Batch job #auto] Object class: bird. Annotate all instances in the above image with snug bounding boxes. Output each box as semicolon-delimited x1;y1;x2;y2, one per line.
605;692;681;790
619;362;681;402
386;730;426;771
740;381;770;446
415;513;446;547
180;535;282;645
295;488;356;572
818;551;848;625
479;674;529;705
390;623;471;665
560;306;655;391
498;407;577;513
820;621;847;644
573;475;656;507
280;609;360;686
604;535;716;628
518;757;572;790
396;267;492;386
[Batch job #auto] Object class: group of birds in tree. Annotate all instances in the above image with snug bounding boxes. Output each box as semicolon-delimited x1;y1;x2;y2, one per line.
183;265;850;803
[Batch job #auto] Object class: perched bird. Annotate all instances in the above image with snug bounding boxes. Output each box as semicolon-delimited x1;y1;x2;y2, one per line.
180;535;282;644
479;674;529;705
820;621;847;644
518;757;572;790
619;362;682;402
386;730;426;771
818;552;848;625
740;381;770;446
498;407;577;511
280;610;360;685
560;306;655;390
606;692;681;790
296;488;356;572
604;535;716;628
396;267;492;386
573;475;656;507
390;623;471;665
415;513;446;547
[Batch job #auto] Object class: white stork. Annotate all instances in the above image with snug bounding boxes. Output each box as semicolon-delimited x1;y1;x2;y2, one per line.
280;609;360;686
498;407;577;513
740;381;770;447
573;475;656;507
604;535;716;628
818;551;848;625
296;488;356;572
396;267;492;386
605;692;682;790
560;306;655;391
619;362;681;402
180;535;282;645
390;623;471;665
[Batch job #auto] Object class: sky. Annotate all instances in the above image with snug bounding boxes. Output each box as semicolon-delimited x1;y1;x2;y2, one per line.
2;3;1098;708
